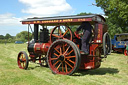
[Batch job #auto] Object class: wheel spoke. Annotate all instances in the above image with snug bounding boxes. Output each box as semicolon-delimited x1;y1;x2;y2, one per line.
65;61;73;69
63;29;69;37
58;26;62;35
53;60;60;67
63;44;65;53
50;58;58;61
65;63;68;73
60;47;62;55
52;34;60;38
56;62;62;70
67;59;75;64
67;50;74;55
65;56;76;59
54;48;60;54
64;46;70;55
54;53;59;57
62;62;64;72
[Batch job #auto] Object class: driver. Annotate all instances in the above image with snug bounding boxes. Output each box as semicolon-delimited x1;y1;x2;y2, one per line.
75;22;92;55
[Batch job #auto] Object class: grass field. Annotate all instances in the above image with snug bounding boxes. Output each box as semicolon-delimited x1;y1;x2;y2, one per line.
0;43;128;85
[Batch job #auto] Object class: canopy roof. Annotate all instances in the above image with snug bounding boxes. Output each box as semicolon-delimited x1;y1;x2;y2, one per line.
21;14;105;25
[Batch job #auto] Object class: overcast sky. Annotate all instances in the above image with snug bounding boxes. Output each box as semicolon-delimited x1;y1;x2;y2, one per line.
0;0;104;36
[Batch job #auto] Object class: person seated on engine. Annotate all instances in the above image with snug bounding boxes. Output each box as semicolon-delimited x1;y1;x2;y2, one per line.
75;22;92;55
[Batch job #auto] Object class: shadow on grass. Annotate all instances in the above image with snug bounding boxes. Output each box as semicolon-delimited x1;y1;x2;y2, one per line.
111;51;123;54
73;67;119;76
27;66;40;70
27;66;49;70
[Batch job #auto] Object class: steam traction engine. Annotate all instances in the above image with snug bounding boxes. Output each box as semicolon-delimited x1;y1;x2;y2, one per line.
17;15;111;75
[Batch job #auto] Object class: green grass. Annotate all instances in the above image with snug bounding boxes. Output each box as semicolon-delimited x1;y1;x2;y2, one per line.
0;43;128;85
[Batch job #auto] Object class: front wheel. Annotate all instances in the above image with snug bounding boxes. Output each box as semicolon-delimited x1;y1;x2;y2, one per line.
17;51;29;69
47;39;81;75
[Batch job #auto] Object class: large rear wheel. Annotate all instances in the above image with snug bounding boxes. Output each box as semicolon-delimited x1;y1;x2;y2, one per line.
47;39;81;75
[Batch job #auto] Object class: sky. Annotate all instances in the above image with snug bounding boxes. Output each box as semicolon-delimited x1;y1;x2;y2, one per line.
0;0;104;36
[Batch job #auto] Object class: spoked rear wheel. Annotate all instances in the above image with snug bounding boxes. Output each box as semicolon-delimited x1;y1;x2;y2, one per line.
47;39;81;75
17;51;29;69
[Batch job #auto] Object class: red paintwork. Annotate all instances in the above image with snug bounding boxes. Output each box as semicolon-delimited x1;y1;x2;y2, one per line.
94;24;103;43
79;44;101;69
34;43;50;55
79;55;101;69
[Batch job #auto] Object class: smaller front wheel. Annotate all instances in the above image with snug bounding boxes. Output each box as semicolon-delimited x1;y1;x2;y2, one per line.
17;51;29;69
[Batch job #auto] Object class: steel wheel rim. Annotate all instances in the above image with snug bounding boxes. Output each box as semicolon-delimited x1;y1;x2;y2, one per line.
48;41;77;75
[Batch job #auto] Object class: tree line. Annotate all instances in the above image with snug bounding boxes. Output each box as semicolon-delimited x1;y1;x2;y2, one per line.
0;31;32;43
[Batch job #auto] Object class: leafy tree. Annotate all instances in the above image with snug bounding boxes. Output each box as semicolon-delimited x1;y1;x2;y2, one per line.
0;34;15;43
16;31;32;42
0;35;4;39
5;33;12;39
95;0;128;38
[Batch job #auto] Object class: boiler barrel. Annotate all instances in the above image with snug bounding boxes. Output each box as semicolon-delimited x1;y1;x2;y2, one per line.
28;43;50;55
